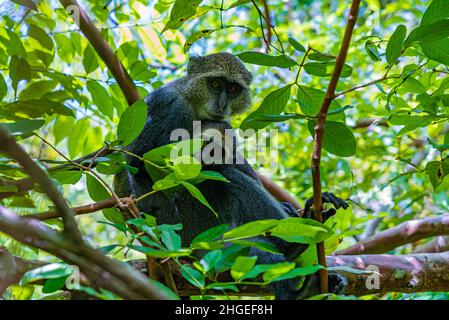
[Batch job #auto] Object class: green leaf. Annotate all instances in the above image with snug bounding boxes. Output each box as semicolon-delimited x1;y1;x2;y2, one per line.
19;80;57;100
304;62;352;78
129;245;191;257
231;256;258;281
144;139;203;166
223;219;278;240
288;38;306;52
68;118;90;158
307;120;356;157
1;119;45;136
20;263;73;286
184;29;217;53
83;44;100;74
0;99;74;119
421;38;449;65
180;181;218;218
10;284;35;300
87;81;114;119
163;0;204;32
364;41;382;61
270;218;331;244
297;86;344;120
425;159;449;189
153;173;181;191
237;52;297;68
180;265;205;288
147;279;180;300
28;24;54;51
231;239;282;254
200;250;222;272
9;55;31;91
0;72;7;101
117;99;147;145
400;77;426;94
268;264;323;282
173;155;202;180
191;224;228;244
130;61;156;81
421;0;449;25
404;19;449;47
308;52;336;61
262;262;295;282
388;114;433;135
86;174;125;224
386;25;407;64
43;277;68;294
205;283;239;292
160;226;182;251
240;84;292;131
51;170;82;185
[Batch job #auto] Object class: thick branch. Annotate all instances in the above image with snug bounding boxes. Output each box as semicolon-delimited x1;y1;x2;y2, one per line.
327;252;449;296
0;125;82;241
335;215;449;255
59;0;141;105
0;206;167;299
131;252;449;297
258;175;301;209
311;0;361;293
414;236;449;253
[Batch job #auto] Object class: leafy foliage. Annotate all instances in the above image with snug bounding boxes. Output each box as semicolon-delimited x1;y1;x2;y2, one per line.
0;0;448;301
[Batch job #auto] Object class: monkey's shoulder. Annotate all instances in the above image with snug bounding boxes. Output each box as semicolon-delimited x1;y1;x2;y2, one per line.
144;84;185;113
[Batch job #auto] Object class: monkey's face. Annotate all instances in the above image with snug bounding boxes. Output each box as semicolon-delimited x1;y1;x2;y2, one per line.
194;76;251;121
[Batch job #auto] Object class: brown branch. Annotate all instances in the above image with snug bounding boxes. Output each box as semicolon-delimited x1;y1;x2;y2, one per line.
59;0;141;106
260;0;272;52
414;236;449;253
27;197;134;220
130;251;449;297
0;205;167;299
335;215;449;255
333;75;399;98
0;125;82;241
327;252;449;296
310;0;361;293
258;175;301;209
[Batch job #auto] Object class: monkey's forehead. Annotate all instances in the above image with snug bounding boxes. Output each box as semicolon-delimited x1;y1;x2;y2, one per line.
198;71;252;88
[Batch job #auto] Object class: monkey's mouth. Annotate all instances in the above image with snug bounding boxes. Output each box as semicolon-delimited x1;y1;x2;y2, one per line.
206;111;227;120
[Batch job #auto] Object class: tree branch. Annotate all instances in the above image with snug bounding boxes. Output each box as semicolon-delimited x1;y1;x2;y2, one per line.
414;236;449;253
335;215;449;255
26;197;134;220
258;175;301;209
130;252;449;297
0;206;167;299
0;125;82;241
59;0;141;106
311;0;361;293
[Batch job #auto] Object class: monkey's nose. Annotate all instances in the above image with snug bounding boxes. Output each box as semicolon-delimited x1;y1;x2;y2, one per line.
218;91;227;109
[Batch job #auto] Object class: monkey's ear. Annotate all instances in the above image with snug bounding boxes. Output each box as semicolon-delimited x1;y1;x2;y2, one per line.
187;56;204;75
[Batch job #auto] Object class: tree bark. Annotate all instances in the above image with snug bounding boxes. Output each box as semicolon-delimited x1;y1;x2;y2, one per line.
335;215;449;255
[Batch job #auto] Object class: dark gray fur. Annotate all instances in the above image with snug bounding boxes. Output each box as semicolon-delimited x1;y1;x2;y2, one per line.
114;54;346;299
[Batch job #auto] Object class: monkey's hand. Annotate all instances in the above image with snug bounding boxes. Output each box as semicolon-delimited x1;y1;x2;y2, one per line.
303;192;348;221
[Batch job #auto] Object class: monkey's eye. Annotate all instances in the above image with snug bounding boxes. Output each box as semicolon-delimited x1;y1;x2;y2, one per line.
227;83;242;95
212;80;220;88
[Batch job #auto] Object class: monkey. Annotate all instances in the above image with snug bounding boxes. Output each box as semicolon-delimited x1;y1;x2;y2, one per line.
114;53;348;299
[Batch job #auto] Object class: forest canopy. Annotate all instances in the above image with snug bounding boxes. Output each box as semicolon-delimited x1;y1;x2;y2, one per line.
1;0;449;301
